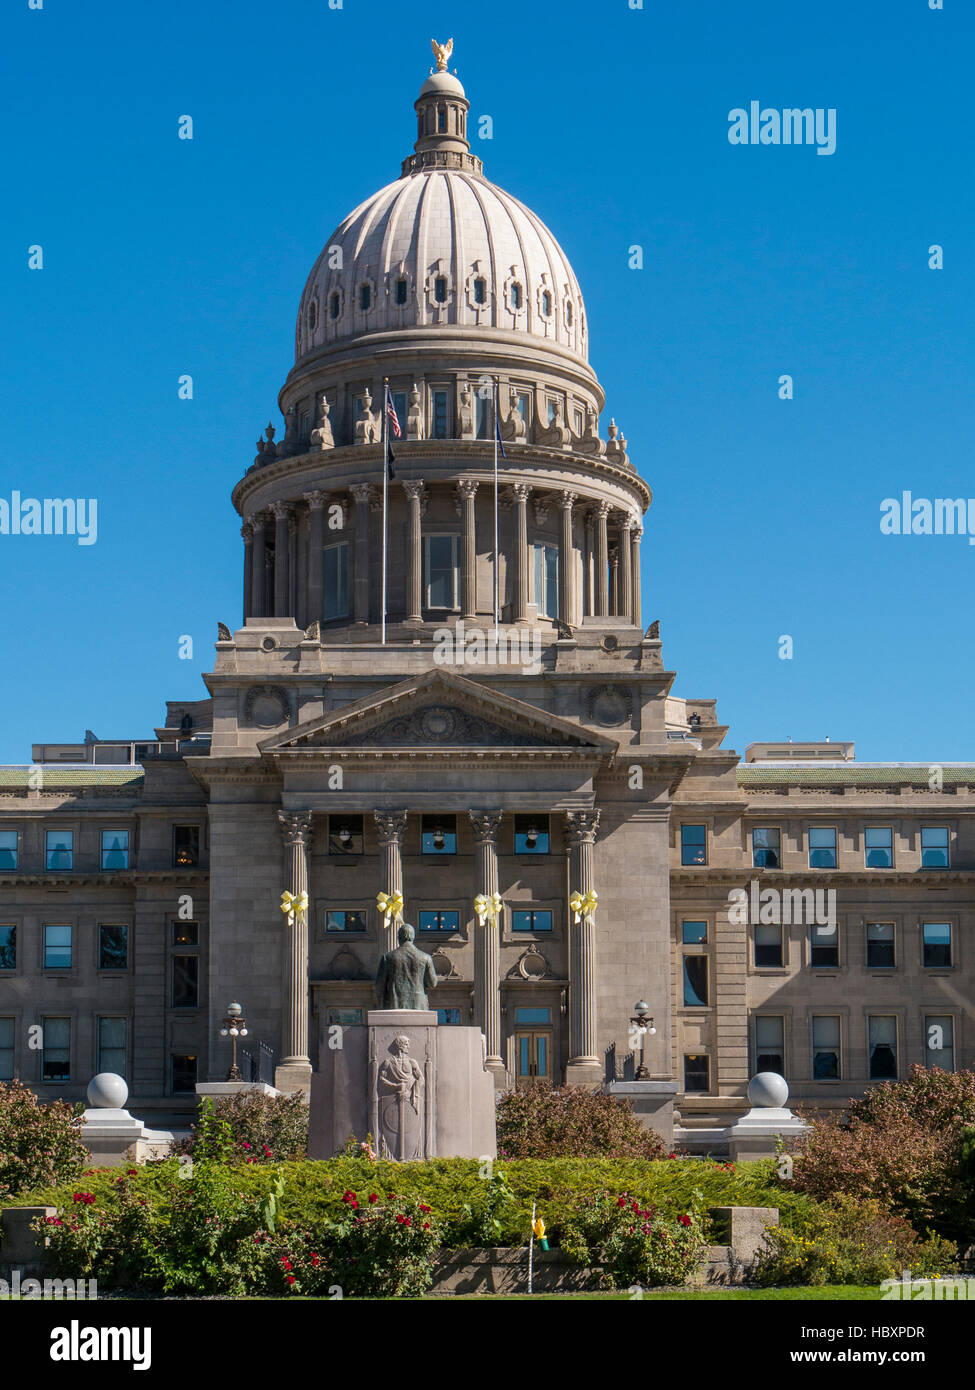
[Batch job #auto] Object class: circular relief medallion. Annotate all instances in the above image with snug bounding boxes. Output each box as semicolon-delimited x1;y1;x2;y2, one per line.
419;706;457;742
245;685;288;729
588;684;631;727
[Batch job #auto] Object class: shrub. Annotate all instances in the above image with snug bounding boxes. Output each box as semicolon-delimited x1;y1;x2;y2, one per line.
175;1092;308;1164
785;1066;975;1244
496;1083;665;1160
753;1194;958;1287
560;1191;709;1288
0;1080;87;1200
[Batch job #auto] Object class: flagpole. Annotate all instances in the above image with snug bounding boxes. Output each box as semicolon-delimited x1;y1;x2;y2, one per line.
381;377;388;646
493;377;500;643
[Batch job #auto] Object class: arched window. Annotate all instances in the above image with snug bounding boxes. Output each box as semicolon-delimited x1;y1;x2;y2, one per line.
359;284;371;311
438;106;447;133
509;282;523;311
473;277;487;305
541;290;552;316
565;299;574;328
395;278;408;305
307;300;318;331
434;276;448;303
329;292;340;320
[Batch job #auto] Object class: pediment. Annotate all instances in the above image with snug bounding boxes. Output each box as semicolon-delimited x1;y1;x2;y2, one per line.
259;668;616;755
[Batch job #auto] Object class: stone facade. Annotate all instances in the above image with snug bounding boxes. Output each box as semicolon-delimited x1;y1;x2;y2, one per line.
1;57;971;1128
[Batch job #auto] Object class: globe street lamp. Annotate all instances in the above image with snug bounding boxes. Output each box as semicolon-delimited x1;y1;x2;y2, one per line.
219;1001;249;1081
630;999;656;1080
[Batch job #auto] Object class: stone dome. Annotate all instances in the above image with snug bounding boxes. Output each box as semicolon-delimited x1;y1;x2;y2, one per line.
294;66;588;368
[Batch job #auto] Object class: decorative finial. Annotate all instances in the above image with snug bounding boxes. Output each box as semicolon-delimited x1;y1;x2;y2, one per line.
431;37;453;72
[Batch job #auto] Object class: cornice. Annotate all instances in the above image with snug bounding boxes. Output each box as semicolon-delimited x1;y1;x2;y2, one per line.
0;871;209;889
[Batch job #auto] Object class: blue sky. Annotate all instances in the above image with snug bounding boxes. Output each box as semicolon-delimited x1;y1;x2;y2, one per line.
1;0;971;763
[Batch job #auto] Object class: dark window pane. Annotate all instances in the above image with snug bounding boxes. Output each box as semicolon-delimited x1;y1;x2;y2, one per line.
44;925;71;970
753;923;782;967
422;814;456;854
325;910;367;933
866;923;895;968
923;923;951;968
753;827;780;869
329;816;363;855
512;910;552;933
514;815;549;854
0;831;18;870
173;826;200;867
101;830;129;871
418;910;459;933
681;824;707;866
684;1054;709;1092
171;1054;197;1093
172;955;199;1008
172;921;198;946
683;955;708;1007
682;921;707;944
0;926;15;970
42;1018;70;1081
99;924;128;970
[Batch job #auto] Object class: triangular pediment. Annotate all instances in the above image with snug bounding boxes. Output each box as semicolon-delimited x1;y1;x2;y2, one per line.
259;668;616;755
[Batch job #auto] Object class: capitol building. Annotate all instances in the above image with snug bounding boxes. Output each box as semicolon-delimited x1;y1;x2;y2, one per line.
2;50;972;1138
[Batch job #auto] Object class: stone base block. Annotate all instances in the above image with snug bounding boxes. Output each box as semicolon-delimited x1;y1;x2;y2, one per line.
604;1080;679;1147
274;1060;313;1095
196;1082;285;1100
80;1109;175;1166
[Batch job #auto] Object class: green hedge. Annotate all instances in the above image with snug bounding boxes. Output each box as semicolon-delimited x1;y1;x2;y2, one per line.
14;1157;816;1250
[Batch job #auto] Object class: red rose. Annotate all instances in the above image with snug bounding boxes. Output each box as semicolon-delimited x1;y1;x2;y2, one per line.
286;1275;296;1285
281;1258;292;1270
617;1196;627;1207
423;1222;430;1230
369;1194;379;1204
419;1204;431;1213
678;1214;691;1227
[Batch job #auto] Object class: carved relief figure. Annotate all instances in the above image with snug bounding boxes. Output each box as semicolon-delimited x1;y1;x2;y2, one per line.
377;1035;424;1160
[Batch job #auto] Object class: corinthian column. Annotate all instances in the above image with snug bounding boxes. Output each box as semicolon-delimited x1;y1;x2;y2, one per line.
251;512;267;618
470;810;504;1081
271;501;291;617
241;521;254;622
350;483;373;624
373;810;407;952
275;810;314;1092
304;491;327;625
564;809;600;1082
512;484;531;623
402;480;425;625
618;516;633;622
594;502;610;617
558;490;576;627
631;523;643;631
457;479;479;619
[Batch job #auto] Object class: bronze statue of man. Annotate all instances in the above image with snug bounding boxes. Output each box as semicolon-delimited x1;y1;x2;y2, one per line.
374;922;438;1010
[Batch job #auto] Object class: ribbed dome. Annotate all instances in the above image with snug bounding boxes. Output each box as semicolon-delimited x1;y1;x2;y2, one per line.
295;136;588;365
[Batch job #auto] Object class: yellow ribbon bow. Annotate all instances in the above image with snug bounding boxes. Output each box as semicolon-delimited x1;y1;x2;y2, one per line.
569;889;598;924
377;890;404;926
474;892;503;927
280;890;308;925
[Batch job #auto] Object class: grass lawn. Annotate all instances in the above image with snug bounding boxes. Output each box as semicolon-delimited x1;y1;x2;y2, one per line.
421;1286;883;1301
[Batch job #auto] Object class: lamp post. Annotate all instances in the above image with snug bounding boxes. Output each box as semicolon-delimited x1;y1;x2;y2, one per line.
219;1002;249;1082
630;999;656;1080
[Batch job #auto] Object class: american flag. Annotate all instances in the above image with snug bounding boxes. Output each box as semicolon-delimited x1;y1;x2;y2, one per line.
384;385;402;439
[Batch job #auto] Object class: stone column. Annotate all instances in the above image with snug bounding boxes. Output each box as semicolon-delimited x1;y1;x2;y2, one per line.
558;490;576;627
304;490;327;625
288;511;299;621
512;484;531;622
251;513;267;618
271;501;290;618
457;479;479;619
631;523;643;631
608;543;619;616
275;810;314;1092
618;516;633;622
402;480;425;625
373;810;408;952
594;502;610;617
583;511;594;617
241;521;254;622
470;810;505;1082
564;809;601;1083
350;483;372;624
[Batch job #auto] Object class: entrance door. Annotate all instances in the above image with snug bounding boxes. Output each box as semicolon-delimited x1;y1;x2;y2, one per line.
515;1030;551;1087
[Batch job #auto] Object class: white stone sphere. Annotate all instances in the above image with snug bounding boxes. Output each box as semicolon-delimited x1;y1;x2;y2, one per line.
748;1071;789;1109
87;1073;128;1109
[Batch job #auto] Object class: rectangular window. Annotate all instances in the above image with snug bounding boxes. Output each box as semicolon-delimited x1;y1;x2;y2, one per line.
864;826;893;869
682;955;708;1007
925;1015;954;1070
323;542;350;621
171;1054;197;1093
0;926;15;971
392;391;407;432
755;1016;785;1073
418;910;459;933
474;391;490;439
324;910;367;933
811;1015;840;1079
46;830;73;871
922;922;952;968
868;1015;897;1080
810;922;839;968
512;910;553;933
752;827;780;869
547;399;558;424
99;924;128;970
97;1017;126;1077
808;827;837;868
753;922;783;968
514;392;529;423
533;544;559;619
395;279;408;306
42;1018;70;1082
101;829;129;871
329;815;364;854
0;830;17;870
172;955;199;1008
682;920;707;944
921;826;949;868
421;814;456;854
0;1018;13;1080
44;924;72;970
432;389;449;439
172;921;198;946
515;1007;552;1025
173;825;200;867
680;824;707;866
865;922;895;968
514;814;549;854
424;534;459;609
436;1007;463;1025
683;1054;709;1092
